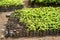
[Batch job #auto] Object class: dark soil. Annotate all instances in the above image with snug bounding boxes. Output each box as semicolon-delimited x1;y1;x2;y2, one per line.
0;5;23;12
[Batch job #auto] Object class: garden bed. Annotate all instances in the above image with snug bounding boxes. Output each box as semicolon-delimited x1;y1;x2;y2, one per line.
5;7;60;37
5;15;60;38
30;0;60;4
29;0;60;7
0;0;23;12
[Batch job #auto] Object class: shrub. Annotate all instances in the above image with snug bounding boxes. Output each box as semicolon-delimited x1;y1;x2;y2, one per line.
30;0;60;4
12;7;60;31
0;0;23;7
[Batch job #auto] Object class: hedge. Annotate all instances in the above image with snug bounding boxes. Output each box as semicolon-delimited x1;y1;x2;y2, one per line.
30;0;60;4
0;0;23;7
12;7;60;31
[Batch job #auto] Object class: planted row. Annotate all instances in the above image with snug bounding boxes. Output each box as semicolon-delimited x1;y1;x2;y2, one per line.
30;0;60;4
0;0;23;7
12;7;60;31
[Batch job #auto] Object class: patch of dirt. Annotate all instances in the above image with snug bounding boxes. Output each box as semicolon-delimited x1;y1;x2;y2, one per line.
0;12;13;40
3;36;60;40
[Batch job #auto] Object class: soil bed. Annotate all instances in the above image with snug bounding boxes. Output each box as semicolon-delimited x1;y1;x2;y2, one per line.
0;5;23;12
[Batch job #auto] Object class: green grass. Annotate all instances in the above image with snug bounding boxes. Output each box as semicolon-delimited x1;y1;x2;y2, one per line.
0;0;23;7
12;7;60;31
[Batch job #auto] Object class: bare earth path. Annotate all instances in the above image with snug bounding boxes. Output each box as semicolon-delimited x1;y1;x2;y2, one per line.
0;12;60;40
0;12;9;37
